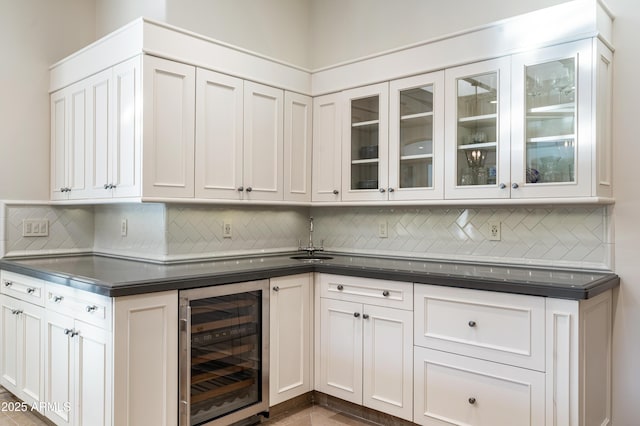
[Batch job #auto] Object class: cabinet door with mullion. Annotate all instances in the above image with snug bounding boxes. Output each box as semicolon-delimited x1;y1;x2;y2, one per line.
341;83;389;201
444;57;511;199
511;39;593;198
389;72;444;200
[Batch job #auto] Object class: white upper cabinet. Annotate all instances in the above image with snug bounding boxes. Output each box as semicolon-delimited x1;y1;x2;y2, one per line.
444;57;512;199
312;93;342;202
510;39;609;199
284;92;312;202
389;71;445;201
194;69;244;200
243;82;284;201
142;55;196;198
341;83;389;202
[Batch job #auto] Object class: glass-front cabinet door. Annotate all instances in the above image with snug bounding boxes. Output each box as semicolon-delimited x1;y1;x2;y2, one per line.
389;72;444;200
341;83;389;201
511;40;593;198
445;58;511;199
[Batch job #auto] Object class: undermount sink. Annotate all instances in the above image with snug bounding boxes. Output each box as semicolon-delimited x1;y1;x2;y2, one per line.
289;254;333;260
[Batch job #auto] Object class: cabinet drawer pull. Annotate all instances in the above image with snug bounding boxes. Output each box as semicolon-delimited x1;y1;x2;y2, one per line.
245;187;253;192
27;288;36;294
468;320;477;327
468;397;476;405
53;295;63;303
237;186;244;192
11;309;23;315
363;314;370;319
353;312;360;318
4;281;12;287
337;284;344;291
64;328;73;336
272;286;280;292
333;189;339;195
86;305;98;313
382;290;390;297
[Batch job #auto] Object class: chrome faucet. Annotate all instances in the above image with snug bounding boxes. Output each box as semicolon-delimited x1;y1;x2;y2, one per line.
298;217;323;256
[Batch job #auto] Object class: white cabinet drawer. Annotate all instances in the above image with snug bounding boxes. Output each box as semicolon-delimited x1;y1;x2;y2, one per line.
414;284;545;371
45;283;112;330
1;271;45;306
414;347;545;426
318;274;413;310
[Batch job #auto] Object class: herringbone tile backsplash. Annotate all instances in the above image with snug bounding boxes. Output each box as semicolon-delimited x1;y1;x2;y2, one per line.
1;202;612;269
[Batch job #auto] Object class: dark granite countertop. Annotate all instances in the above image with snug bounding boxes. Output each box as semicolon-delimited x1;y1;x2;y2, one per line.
0;252;619;300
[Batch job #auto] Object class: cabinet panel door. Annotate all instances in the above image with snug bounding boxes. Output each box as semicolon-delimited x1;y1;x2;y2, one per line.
269;274;312;406
45;310;74;426
51;90;68;200
319;298;362;404
20;302;44;407
312;93;342;201
195;69;244;199
142;55;195;198
284;92;312;202
243;81;284;201
112;56;141;198
362;305;413;421
67;84;89;199
0;296;19;391
85;69;113;199
75;320;111;426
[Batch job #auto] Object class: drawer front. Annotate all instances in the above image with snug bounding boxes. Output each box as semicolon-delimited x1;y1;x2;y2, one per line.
45;283;112;330
319;274;413;310
414;284;545;371
414;347;545;426
1;271;45;306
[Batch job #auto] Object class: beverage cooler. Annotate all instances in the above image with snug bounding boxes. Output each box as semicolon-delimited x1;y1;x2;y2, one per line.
179;280;269;426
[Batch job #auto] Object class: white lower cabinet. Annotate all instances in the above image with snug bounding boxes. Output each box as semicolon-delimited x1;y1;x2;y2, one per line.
316;274;413;422
269;274;313;406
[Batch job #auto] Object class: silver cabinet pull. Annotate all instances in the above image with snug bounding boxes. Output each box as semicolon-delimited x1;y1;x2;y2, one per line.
11;309;23;315
272;286;280;292
337;284;344;291
27;288;36;294
237;186;244;192
382;290;390;297
499;183;506;189
86;305;98;313
379;188;386;193
363;314;370;319
245;187;253;192
388;188;395;192
333;189;339;195
353;312;360;318
512;182;519;189
64;328;73;335
4;281;12;287
468;320;477;327
53;295;63;303
468;397;477;405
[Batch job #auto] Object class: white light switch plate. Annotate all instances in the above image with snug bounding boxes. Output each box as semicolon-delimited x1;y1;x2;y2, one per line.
223;221;233;238
378;221;388;238
22;219;49;237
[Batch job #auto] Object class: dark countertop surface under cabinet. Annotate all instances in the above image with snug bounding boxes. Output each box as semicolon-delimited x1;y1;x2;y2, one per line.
0;252;619;300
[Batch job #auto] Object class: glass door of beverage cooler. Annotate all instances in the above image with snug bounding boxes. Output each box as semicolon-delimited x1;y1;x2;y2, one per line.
445;58;511;199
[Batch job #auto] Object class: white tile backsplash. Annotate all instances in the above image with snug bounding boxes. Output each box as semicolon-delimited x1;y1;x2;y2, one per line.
0;202;612;269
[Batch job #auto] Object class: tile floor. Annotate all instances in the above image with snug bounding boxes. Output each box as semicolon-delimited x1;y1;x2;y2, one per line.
0;387;377;426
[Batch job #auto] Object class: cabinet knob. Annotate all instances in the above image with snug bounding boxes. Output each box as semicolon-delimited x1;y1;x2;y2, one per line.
237;186;244;192
468;320;477;327
4;281;12;287
11;309;23;315
379;188;386;193
468;397;476;405
388;188;395;193
363;314;370;319
53;295;63;303
64;328;73;336
337;284;344;291
27;288;36;294
110;183;117;189
382;290;390;297
246;187;253;192
354;312;360;318
512;182;519;189
333;189;339;195
272;286;280;292
86;305;98;313
104;184;110;190
499;183;506;189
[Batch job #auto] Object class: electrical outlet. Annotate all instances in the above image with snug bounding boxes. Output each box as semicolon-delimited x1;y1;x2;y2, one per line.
121;218;128;237
22;219;49;237
223;221;233;238
378;221;388;238
488;221;501;241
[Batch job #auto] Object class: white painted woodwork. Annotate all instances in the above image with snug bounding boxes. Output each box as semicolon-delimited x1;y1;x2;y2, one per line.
44;310;75;426
594;39;614;199
312;93;342;201
388;71;445;201
85;68;113;199
195;68;244;199
284;92;312;202
45;283;112;331
269;274;313;406
414;284;545;371
341;83;390;201
444;57;512;200
510;40;594;199
113;290;178;426
50;80;89;200
318;274;413;310
1;270;45;306
413;346;545;426
362;304;413;421
318;298;363;405
545;290;613;426
243;81;284;201
142;55;195;198
0;295;45;407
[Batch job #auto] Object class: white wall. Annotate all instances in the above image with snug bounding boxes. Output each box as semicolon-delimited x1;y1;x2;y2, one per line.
95;0;165;37
0;0;95;201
